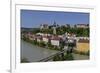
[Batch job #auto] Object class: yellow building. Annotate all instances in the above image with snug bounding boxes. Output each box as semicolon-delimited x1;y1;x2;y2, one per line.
76;39;89;52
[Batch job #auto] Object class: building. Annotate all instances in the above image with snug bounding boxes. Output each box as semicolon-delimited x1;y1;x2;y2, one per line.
76;24;89;28
29;35;34;41
53;26;56;35
52;21;58;35
36;33;44;36
27;33;35;41
70;24;75;28
50;36;61;47
35;35;42;42
65;24;70;28
40;24;49;29
42;36;50;43
76;37;89;42
76;39;89;52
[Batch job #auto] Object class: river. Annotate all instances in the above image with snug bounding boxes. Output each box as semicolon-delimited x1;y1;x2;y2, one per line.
21;40;58;62
21;40;89;63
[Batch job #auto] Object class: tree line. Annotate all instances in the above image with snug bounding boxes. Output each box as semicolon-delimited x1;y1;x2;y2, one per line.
29;26;89;37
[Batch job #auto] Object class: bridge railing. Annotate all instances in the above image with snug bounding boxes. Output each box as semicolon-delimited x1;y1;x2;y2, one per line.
37;50;66;62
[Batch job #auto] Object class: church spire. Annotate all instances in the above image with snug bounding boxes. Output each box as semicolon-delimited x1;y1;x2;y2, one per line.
53;21;56;35
53;21;56;25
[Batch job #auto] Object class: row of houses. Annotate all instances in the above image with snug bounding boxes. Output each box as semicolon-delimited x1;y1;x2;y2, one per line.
28;33;63;47
22;32;89;52
23;32;76;47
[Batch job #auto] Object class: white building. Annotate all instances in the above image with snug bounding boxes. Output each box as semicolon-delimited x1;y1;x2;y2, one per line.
42;36;49;43
40;24;49;29
36;33;44;36
50;36;61;46
76;24;89;28
51;40;59;46
35;36;42;42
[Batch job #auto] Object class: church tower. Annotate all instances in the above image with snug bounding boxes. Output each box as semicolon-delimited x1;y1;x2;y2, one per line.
53;21;56;35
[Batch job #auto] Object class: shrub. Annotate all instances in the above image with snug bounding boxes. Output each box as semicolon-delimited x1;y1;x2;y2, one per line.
64;53;74;60
73;50;89;56
39;41;46;47
53;55;61;61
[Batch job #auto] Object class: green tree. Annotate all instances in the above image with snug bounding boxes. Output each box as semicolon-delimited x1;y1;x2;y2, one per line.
64;53;74;60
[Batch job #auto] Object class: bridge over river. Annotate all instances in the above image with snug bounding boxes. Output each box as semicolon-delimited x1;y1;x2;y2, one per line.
37;50;67;62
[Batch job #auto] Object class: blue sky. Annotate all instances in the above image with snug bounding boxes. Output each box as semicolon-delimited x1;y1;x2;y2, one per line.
21;9;89;28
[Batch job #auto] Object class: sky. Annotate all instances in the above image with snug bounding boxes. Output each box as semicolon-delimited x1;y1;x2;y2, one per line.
21;9;89;28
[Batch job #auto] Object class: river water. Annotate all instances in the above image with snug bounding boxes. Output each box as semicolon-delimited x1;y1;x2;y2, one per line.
21;40;58;62
21;40;89;63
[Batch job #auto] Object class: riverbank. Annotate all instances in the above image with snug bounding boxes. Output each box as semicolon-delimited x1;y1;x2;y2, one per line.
22;36;89;56
21;40;89;63
22;37;62;51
